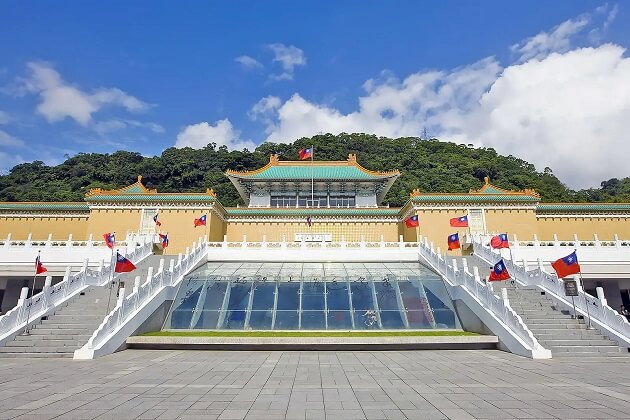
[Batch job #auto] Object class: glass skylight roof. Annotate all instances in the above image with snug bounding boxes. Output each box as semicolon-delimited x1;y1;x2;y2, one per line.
163;262;461;331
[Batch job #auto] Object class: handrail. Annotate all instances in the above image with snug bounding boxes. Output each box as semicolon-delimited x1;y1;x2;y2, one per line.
472;236;630;346
0;240;153;344
417;237;546;353
83;237;207;351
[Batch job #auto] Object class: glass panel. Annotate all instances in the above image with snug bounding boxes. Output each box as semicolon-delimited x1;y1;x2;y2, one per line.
398;281;424;311
192;310;221;329
223;310;246;329
168;310;195;329
380;311;405;329
301;311;325;329
327;310;353;329
274;310;299;330
433;309;457;329
375;281;399;310
200;282;227;310
353;310;379;330
301;281;325;310
227;282;252;311
277;282;300;310
251;282;276;310
326;281;350;310
248;310;273;330
350;281;375;311
406;310;433;329
165;280;204;329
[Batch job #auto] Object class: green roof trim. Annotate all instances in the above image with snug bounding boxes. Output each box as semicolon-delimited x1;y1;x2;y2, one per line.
411;195;539;203
86;194;216;202
123;185;145;193
230;166;394;180
537;203;630;212
0;202;89;211
226;208;401;216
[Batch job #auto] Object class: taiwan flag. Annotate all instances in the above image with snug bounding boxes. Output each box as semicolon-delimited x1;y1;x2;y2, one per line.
450;215;468;227
299;147;313;160
159;233;169;249
489;259;510;281
35;254;47;275
103;232;115;249
153;213;162;227
114;252;136;273
405;215;419;228
447;233;461;251
194;214;207;227
490;233;509;249
551;251;581;279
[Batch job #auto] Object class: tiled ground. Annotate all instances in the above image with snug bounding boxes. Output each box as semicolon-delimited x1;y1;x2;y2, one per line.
1;350;630;419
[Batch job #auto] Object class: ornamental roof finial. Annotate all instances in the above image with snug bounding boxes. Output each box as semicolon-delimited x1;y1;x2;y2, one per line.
410;188;422;197
348;153;357;163
270;154;279;164
484;176;490;185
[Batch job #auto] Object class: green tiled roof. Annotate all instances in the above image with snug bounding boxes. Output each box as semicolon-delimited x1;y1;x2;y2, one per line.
230;166;395;180
537;203;630;212
226;208;401;216
86;194;216;202
123;185;145;193
411;195;539;203
0;202;89;211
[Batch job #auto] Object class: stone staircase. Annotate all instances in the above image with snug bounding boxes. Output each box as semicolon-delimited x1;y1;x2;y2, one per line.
494;282;628;357
0;254;170;358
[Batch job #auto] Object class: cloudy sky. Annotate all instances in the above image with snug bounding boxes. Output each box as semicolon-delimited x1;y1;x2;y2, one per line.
0;1;629;188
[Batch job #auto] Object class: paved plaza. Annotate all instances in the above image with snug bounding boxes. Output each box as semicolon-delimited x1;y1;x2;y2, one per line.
0;350;630;419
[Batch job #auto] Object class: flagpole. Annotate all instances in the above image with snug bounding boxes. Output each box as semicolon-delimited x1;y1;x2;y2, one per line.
310;145;314;207
23;251;41;335
578;271;593;329
105;247;116;315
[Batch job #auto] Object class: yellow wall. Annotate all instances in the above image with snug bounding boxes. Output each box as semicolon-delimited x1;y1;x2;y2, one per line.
413;209;470;255
154;209;224;253
0;216;89;240
484;209;538;238
226;221;399;242
536;216;630;241
87;209;142;240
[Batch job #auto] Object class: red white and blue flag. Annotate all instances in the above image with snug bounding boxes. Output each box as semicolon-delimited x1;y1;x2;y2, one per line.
299;147;313;160
551;251;581;279
490;233;509;249
153;213;162;227
35;254;47;275
194;214;207;227
447;233;460;251
450;215;468;227
159;233;169;249
103;232;115;249
114;252;136;273
405;215;419;228
489;259;510;281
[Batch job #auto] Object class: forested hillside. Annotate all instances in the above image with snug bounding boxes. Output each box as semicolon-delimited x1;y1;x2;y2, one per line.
1;133;628;207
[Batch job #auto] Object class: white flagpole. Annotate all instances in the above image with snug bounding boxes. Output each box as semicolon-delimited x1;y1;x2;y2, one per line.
310;145;314;206
23;251;42;335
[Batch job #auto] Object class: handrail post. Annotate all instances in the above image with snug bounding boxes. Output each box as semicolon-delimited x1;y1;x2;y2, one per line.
4;233;11;248
66;234;73;248
168;260;175;285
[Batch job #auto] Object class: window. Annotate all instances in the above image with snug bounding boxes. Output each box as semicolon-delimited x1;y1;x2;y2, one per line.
297;195;327;207
467;209;486;234
140;208;158;232
270;195;297;207
329;196;355;207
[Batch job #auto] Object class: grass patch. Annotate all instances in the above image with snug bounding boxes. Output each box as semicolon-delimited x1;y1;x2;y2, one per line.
142;330;478;338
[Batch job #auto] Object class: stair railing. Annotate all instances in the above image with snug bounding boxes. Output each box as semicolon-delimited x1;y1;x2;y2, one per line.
418;236;546;354
472;236;630;346
0;240;153;346
84;237;207;352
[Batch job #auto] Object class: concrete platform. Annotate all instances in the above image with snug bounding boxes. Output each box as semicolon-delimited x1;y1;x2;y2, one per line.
126;334;499;351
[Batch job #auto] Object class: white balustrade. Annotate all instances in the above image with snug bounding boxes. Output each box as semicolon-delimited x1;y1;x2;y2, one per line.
472;236;630;347
79;237;207;357
0;240;153;347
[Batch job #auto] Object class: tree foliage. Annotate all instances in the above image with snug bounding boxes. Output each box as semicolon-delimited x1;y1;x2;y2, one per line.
0;133;627;206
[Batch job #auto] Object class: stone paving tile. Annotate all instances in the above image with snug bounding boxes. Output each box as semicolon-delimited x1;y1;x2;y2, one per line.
2;350;630;419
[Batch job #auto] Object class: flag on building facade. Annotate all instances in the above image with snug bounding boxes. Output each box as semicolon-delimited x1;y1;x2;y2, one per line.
405;215;419;228
299;147;313;160
153;213;162;227
490;233;509;249
114;252;136;273
194;214;207;227
450;215;468;227
551;251;581;279
447;233;460;250
489;259;510;281
306;215;312;227
159;233;169;249
103;232;115;249
35;254;47;275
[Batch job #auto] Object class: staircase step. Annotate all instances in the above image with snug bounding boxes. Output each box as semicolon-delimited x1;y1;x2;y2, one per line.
552;351;630;358
29;328;91;335
0;352;73;358
540;339;617;346
547;345;622;353
0;346;73;353
5;339;85;347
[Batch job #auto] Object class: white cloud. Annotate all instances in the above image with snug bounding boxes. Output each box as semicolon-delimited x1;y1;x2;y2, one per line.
93;119;164;136
0;110;10;124
235;55;263;69
266;43;306;80
13;62;150;126
511;16;590;62
0;129;24;147
175;119;256;151
0;151;25;172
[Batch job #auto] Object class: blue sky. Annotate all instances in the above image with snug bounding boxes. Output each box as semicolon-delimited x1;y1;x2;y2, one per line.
1;1;629;188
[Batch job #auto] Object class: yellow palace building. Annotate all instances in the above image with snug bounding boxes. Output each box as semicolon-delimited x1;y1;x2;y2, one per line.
1;153;629;254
